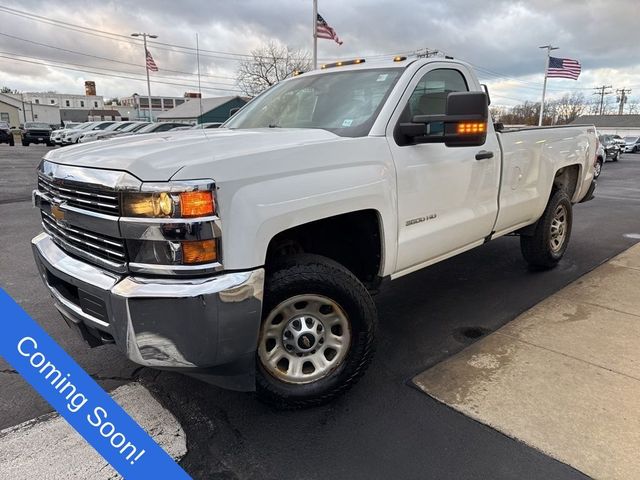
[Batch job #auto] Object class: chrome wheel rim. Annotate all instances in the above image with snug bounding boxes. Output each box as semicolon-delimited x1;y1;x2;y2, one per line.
594;161;601;176
550;204;568;253
258;294;351;384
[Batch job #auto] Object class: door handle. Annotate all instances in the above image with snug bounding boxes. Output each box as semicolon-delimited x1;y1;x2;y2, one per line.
475;150;494;161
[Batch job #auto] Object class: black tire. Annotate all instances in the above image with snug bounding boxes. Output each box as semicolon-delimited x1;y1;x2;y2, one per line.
21;141;29;146
593;158;603;178
520;189;572;270
256;253;376;409
9;138;14;146
613;150;620;162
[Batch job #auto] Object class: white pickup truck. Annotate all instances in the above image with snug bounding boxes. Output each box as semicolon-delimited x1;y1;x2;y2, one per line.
32;56;597;408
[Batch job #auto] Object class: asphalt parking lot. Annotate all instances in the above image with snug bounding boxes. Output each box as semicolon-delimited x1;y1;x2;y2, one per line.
1;144;639;479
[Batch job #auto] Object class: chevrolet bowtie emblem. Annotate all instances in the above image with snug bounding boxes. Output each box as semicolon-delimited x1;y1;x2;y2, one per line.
51;204;65;221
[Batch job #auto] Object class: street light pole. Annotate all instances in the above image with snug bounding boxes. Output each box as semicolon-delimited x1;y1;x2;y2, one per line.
131;32;158;121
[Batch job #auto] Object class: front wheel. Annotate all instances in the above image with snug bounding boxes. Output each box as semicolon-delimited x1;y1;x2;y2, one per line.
256;254;376;409
613;150;620;162
9;138;14;146
520;189;572;269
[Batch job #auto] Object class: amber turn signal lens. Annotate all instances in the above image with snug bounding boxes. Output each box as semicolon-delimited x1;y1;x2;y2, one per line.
457;122;486;134
182;239;217;264
180;191;214;217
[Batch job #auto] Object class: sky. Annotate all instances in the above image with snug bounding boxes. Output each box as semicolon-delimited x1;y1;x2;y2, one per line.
0;0;638;109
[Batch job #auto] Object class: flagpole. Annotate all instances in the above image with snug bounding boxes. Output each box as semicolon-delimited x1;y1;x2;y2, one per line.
538;44;558;126
312;0;318;69
131;32;158;122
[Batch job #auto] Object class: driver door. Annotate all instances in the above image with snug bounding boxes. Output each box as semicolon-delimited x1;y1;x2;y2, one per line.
387;64;501;275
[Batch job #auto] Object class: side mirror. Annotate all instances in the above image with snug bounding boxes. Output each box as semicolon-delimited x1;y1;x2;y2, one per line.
228;107;240;117
397;91;489;147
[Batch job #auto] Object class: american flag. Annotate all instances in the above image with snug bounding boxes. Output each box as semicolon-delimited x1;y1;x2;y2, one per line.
316;13;343;45
145;49;158;72
547;56;581;80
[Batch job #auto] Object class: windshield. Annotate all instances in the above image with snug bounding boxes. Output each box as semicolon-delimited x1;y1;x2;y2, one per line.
624;136;639;142
24;122;50;129
225;68;403;137
137;123;160;133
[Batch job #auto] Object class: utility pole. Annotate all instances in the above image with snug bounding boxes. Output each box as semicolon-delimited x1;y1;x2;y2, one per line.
616;88;632;115
593;85;613;115
131;32;158;121
538;44;559;126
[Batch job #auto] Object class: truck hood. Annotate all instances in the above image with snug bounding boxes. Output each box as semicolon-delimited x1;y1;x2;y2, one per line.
44;128;345;181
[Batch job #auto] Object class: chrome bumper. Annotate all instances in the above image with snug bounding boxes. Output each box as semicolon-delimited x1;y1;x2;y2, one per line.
32;233;264;389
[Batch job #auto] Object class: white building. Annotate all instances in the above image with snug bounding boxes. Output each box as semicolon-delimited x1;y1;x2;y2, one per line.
120;94;191;120
0;93;61;126
13;92;105;110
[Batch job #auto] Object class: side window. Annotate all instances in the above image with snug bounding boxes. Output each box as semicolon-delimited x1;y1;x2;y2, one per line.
408;68;468;117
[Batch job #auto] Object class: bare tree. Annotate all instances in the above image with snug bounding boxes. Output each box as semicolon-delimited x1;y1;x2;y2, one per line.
546;93;587;124
236;42;311;97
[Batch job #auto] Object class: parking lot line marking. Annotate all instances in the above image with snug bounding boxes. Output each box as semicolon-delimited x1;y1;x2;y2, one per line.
0;382;187;479
414;242;640;480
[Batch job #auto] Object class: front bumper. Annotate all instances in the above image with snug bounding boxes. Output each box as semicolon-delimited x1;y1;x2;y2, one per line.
24;134;51;144
32;232;264;390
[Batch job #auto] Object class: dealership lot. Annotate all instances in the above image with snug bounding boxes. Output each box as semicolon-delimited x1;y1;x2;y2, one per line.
1;145;639;479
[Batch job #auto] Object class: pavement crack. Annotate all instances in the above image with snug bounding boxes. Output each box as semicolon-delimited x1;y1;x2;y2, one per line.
0;369;19;375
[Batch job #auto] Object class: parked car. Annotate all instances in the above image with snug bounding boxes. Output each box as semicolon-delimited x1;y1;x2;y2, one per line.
133;122;192;134
79;121;140;143
598;134;621;162
92;122;150;141
21;122;53;146
50;122;84;145
32;56;597;408
61;121;117;145
0;121;14;146
622;136;640;153
594;139;605;178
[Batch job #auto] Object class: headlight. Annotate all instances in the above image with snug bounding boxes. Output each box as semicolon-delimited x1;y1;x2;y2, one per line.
127;239;218;266
122;189;215;218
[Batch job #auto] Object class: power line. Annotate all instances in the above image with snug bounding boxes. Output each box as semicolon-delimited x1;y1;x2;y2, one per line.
0;50;238;89
0;54;243;93
0;31;236;80
0;6;293;62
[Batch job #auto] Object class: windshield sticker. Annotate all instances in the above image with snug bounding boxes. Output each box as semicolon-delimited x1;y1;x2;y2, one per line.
342;119;353;127
376;74;389;82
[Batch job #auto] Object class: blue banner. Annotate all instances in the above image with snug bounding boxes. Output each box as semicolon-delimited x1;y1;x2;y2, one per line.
0;288;191;479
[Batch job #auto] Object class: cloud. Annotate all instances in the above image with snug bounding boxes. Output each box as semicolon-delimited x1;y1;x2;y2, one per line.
0;0;638;106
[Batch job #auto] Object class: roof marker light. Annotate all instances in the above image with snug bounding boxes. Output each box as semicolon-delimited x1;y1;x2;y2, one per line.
393;56;407;62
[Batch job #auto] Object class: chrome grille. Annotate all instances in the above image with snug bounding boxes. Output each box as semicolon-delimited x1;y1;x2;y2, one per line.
38;174;120;215
41;211;126;267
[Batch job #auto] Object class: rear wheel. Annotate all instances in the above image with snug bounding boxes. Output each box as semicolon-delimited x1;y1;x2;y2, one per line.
21;140;29;146
256;254;376;409
8;138;14;146
520;189;572;269
593;158;603;178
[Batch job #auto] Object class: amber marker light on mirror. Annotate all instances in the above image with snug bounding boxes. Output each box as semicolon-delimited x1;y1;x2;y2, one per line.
457;122;486;134
180;191;215;217
182;239;217;264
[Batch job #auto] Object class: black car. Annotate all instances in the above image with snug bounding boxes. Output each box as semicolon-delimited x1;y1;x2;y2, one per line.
598;134;621;162
0;122;14;146
21;122;53;146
